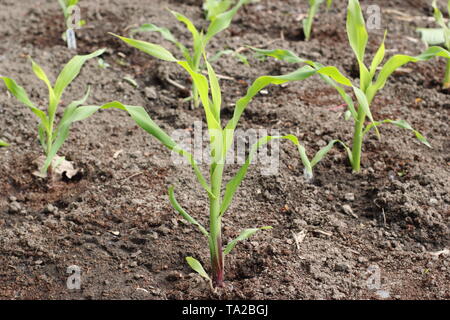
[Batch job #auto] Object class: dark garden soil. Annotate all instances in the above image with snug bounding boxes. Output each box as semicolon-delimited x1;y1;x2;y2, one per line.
0;0;449;299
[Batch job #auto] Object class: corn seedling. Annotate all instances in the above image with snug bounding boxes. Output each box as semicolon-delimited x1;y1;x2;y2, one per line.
58;0;86;49
88;47;348;287
125;0;248;108
417;0;450;88
0;49;105;179
254;0;450;173
303;0;333;41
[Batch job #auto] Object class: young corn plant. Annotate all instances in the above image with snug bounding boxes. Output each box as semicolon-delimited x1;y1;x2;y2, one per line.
125;0;249;108
89;48;349;287
303;0;333;41
417;0;450;88
0;49;105;179
254;0;450;173
58;0;86;49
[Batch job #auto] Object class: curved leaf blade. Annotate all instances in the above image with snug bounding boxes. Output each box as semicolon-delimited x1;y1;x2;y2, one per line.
186;256;210;280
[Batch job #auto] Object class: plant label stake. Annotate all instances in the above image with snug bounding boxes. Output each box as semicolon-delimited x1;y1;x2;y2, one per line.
66;28;77;50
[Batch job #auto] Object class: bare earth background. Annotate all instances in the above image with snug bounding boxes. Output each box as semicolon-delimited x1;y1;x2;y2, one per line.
0;0;448;299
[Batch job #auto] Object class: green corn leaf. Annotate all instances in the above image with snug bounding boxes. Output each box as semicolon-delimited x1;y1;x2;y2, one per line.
1;76;49;128
346;0;371;90
54;86;91;140
223;226;272;255
185;257;210;280
0;139;9;147
130;23;191;62
251;47;305;64
367;46;450;103
220;135;312;216
204;0;232;20
111;33;177;62
310;139;344;167
209;49;249;65
347;0;368;64
205;0;249;43
58;0;67;14
353;86;380;138
326;0;333;9
225;65;351;137
205;58;221;121
251;47;357;119
168;186;209;237
170;10;203;68
98;101;213;198
369;31;387;80
30;58;58;121
41;104;100;174
177;61;221;131
131;23;178;42
53;49;105;101
362;119;431;148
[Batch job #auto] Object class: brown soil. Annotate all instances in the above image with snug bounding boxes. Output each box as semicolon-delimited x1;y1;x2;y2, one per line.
0;0;448;300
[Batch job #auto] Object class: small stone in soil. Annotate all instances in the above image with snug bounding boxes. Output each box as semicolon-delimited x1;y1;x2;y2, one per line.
342;204;358;218
344;193;355;201
8;201;21;213
166;271;184;282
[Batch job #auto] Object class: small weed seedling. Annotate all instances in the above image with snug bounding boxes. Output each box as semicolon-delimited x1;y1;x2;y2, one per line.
303;0;333;41
0;139;8;147
90;48;347;287
58;0;86;49
1;49;105;179
417;0;450;88
121;0;249;108
255;0;450;173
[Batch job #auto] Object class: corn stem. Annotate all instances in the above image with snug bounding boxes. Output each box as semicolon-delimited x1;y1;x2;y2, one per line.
209;162;224;287
351;108;366;172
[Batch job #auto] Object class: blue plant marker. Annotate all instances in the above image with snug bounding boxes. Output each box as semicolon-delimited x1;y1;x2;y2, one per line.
66;28;77;50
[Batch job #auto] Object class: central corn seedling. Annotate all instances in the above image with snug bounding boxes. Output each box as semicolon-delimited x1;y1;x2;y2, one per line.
255;0;450;173
89;45;349;286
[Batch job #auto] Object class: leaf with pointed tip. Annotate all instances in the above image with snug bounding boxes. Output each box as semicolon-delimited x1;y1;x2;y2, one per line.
0;139;9;147
98;101;214;198
223;227;272;255
362;119;431;148
367;46;450;103
53;49;105;101
303;0;325;41
168;186;209;237
186;257;210;280
131;23;191;63
205;0;249;43
220;135;312;216
30;58;58;121
1;76;49;128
